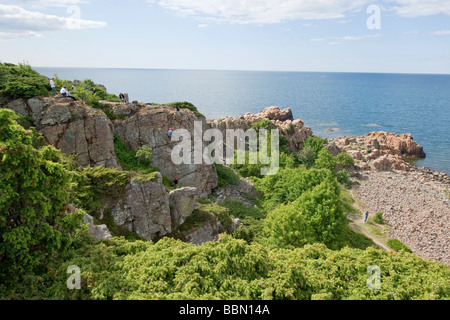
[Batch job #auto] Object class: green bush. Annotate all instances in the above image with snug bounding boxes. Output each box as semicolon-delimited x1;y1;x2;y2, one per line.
336;152;355;167
303;135;327;155
167;102;204;117
387;239;412;253
6;235;448;300
296;145;316;169
336;169;352;187
373;212;385;225
315;148;337;172
113;135;158;174
216;164;240;187
0;109;86;284
255;167;334;209
0;63;50;99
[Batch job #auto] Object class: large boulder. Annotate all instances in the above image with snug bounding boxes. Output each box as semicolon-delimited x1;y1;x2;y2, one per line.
4;97;121;169
106;173;171;240
84;214;112;240
169;187;198;227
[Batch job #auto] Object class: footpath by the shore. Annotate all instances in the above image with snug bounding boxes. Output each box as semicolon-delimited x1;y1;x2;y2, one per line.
353;165;450;264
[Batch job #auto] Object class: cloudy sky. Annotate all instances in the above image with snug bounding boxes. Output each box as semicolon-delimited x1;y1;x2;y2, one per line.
1;0;449;73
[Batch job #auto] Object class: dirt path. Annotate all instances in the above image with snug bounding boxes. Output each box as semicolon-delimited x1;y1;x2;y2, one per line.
347;214;391;251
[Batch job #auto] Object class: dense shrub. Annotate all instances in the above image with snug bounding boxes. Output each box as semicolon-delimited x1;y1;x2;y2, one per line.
296;145;316;168
303;135;327;155
216;164;240;187
0;109;86;284
3;235;447;300
0;63;50;99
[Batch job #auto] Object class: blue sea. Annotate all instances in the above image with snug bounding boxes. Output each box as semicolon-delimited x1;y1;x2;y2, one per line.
34;67;450;175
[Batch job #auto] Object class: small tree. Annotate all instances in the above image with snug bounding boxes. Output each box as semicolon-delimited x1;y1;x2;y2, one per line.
296;145;316;169
136;145;153;165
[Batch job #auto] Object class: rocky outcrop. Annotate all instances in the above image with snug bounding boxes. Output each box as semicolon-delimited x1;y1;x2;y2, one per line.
209;106;313;153
328;132;426;172
84;214;112;240
4;97;121;169
184;218;226;246
169;187;198;227
104;173;171;240
113;104;218;196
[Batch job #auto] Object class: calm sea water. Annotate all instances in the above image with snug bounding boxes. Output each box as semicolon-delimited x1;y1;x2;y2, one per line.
35;67;450;174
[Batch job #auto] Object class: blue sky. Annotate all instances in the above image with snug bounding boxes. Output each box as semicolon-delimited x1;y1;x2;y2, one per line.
1;0;449;74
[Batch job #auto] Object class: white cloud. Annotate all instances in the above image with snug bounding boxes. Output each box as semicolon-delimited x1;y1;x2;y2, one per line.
387;0;450;18
157;0;374;24
335;34;381;41
197;24;208;28
0;30;42;40
154;0;450;25
17;0;87;8
310;38;326;42
0;4;106;39
431;30;450;36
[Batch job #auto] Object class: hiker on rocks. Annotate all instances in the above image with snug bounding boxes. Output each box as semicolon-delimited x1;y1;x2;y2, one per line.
174;178;179;186
60;86;77;101
50;78;56;96
364;211;369;223
119;93;125;103
168;128;173;138
175;105;180;112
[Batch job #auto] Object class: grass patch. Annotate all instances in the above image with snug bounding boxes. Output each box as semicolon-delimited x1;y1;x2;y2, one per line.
342;227;377;250
216;164;240;188
373;212;385;225
113;135;158;174
165;102;204;117
388;239;413;253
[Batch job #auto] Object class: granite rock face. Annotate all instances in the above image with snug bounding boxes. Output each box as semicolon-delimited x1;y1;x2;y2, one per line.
4;97;121;169
328;132;426;172
105;173;172;240
169;187;198;227
113;105;218;196
208;106;313;153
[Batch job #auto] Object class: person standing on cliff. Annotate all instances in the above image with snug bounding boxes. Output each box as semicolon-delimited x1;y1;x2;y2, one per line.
168;128;173;139
50;78;56;96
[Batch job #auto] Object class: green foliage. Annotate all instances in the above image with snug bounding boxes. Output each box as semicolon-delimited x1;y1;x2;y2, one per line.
136;145;153;165
53;78;120;109
167;102;204;117
263;178;348;250
315;148;337;172
336;152;355;167
373;212;385;225
0;109;86;284
336;169;352;187
296;145;316;169
388;239;412;253
251;119;275;131
5;235;448;300
303;135;327;155
113;135;158;174
0;63;50;99
216;164;240;188
256;167;334;210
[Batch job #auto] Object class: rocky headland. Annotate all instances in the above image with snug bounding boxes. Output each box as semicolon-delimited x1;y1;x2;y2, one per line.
3;94;449;264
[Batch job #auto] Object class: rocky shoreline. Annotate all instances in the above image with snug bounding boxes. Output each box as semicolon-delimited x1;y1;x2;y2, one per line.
353;167;450;264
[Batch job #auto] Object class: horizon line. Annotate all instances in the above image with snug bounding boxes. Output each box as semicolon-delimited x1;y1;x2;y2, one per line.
31;65;450;77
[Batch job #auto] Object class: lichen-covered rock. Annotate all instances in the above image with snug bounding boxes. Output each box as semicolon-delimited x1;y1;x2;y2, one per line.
169;187;198;227
114;105;218;196
107;173;171;240
4;97;121;169
184;218;225;246
84;214;112;240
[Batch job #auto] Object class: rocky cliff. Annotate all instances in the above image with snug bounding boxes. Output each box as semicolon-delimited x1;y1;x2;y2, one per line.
4;97;121;169
208;106;313;153
112;104;218;196
328;131;426;171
